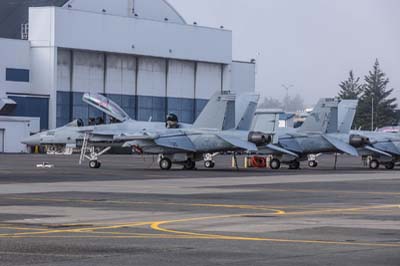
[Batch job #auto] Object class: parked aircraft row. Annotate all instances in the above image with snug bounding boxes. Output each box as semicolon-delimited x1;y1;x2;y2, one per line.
22;92;400;170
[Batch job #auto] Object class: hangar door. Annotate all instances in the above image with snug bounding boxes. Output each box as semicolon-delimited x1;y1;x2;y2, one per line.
0;129;4;153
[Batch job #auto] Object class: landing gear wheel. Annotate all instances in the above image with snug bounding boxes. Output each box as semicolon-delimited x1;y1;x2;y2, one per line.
183;160;196;170
89;160;100;169
159;158;172;170
289;161;300;170
385;162;395;170
369;159;380;170
204;160;215;169
270;159;281;170
308;160;318;168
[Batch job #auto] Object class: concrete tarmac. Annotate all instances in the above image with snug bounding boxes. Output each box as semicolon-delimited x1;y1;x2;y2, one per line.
0;154;399;266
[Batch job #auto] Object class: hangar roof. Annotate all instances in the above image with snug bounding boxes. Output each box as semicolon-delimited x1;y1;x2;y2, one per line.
0;0;69;39
0;0;186;40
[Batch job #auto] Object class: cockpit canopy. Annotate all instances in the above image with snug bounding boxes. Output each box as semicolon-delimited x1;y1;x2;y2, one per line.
66;119;85;128
83;93;130;123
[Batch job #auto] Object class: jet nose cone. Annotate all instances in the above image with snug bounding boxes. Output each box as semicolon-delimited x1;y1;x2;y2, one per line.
21;134;41;146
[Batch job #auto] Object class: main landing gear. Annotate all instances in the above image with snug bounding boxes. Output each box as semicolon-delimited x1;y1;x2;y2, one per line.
289;160;300;170
385;162;395;170
368;159;380;170
159;157;172;170
184;159;196;170
158;155;197;171
269;158;281;170
269;158;300;170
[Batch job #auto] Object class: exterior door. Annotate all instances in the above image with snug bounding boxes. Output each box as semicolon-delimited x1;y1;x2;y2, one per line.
0;129;4;153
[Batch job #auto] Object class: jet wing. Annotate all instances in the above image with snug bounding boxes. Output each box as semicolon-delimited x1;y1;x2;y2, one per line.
154;135;197;152
265;144;299;158
217;134;258;152
373;141;400;156
279;138;304;153
323;135;359;156
364;145;392;158
114;134;157;141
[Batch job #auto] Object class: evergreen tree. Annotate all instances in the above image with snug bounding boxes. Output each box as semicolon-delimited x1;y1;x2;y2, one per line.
259;97;283;109
357;59;398;130
338;70;363;99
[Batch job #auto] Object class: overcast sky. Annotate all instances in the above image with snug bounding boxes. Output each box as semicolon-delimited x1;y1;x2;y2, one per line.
168;0;400;106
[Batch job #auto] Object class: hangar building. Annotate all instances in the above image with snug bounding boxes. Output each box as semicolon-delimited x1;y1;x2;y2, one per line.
0;0;256;152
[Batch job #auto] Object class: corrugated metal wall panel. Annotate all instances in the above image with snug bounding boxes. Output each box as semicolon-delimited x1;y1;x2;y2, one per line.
72;51;104;93
167;59;195;99
57;49;71;91
137;57;166;97
195;62;222;99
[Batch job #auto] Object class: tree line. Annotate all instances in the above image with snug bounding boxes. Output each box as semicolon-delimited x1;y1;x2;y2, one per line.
338;59;399;130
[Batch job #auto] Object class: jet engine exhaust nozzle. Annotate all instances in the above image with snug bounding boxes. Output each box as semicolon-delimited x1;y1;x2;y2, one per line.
248;132;273;146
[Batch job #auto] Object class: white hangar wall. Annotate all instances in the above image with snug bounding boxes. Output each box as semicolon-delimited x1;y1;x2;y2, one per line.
0;38;31;97
55;48;226;125
26;4;255;129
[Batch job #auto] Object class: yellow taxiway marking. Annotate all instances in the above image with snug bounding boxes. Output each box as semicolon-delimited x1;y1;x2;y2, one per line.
150;211;400;248
284;204;400;216
0;226;48;231
0;221;151;238
5;196;284;212
259;188;400;196
1;197;399;247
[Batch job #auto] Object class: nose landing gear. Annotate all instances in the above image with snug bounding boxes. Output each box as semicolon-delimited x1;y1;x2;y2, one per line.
89;160;101;169
308;160;318;168
204;160;215;169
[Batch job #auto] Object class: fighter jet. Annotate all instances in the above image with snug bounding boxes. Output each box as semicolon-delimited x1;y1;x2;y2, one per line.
22;92;266;170
78;92;270;170
336;103;400;170
255;98;363;169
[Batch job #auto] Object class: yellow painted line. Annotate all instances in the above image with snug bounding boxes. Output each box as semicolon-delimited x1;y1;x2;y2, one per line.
150;214;400;248
5;235;216;240
0;221;151;238
6;196;286;212
0;226;48;231
283;204;400;216
259;188;400;196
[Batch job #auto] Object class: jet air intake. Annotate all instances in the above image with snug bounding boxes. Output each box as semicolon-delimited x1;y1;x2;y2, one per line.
248;132;273;146
349;134;370;148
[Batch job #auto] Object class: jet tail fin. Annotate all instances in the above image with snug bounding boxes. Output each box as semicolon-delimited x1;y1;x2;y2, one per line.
251;109;282;143
338;100;358;133
298;98;339;133
193;91;236;130
236;93;260;130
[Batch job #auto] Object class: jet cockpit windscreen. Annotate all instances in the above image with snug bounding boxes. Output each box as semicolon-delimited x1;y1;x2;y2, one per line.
83;93;130;122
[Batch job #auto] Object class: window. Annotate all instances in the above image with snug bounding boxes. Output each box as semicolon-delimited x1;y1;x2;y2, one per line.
6;68;30;82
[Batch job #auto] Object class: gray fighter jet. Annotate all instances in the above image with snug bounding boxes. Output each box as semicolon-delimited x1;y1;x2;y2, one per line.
255;98;362;169
23;92;267;170
335;103;400;169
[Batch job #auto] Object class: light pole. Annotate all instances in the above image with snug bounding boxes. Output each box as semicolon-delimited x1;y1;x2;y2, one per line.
281;84;293;112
